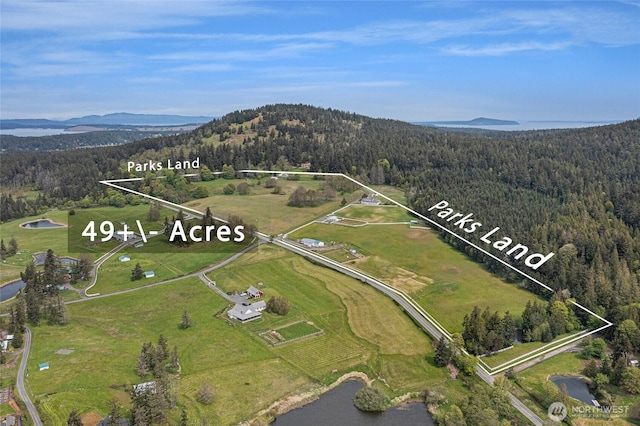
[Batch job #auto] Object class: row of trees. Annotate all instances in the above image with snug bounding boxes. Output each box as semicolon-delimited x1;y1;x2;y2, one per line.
462;307;516;355
287;185;336;207
20;250;69;326
461;295;582;356
132;335;179;425
0;238;18;259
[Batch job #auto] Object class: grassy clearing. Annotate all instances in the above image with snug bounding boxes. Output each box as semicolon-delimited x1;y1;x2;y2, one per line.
276;321;322;340
338;204;414;223
480;333;575;369
290;222;543;333
90;235;240;294
0;210;71;283
29;245;458;423
184;177;361;235
368;185;408;205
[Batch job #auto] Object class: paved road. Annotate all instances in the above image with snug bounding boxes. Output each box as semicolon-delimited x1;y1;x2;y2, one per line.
23;221;543;424
269;235;543;425
16;327;42;426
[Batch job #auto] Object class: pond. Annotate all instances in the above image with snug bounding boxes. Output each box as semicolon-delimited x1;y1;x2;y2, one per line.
0;279;26;302
551;375;597;406
272;380;435;426
20;219;65;228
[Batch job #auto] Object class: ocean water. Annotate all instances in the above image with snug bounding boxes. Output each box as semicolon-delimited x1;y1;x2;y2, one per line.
427;120;624;131
0;128;82;137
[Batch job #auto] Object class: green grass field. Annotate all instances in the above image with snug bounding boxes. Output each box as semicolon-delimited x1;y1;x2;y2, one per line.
275;321;322;340
290;222;543;334
338;204;414;223
28;245;456;424
184;177;362;235
88;234;245;295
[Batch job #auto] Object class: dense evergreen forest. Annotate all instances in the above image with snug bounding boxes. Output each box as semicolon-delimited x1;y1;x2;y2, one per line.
0;129;185;152
1;104;639;346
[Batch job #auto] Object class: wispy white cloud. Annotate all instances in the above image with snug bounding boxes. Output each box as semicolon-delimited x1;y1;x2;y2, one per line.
149;42;333;63
444;40;574;57
0;0;271;32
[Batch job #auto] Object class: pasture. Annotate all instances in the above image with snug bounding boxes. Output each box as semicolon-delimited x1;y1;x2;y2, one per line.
184;176;362;235
28;245;452;424
289;222;544;333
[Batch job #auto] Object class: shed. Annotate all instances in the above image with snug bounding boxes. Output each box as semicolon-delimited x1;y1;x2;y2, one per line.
39;362;50;371
143;271;155;278
301;238;324;248
253;300;267;312
247;285;264;299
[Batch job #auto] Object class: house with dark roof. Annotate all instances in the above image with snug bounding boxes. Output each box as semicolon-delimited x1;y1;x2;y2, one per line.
247;285;264;299
360;193;381;205
98;416;130;426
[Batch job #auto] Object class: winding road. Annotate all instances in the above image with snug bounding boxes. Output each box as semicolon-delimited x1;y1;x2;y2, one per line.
16;327;42;426
15;212;544;424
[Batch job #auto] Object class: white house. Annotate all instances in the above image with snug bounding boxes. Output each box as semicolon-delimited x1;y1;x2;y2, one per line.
301;238;324;248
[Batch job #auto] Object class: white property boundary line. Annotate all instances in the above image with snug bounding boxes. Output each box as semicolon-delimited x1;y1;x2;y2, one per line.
100;170;613;375
238;170;613;369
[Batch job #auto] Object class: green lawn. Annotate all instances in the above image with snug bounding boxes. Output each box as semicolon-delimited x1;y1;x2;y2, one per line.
0;210;72;284
28;245;457;424
276;321;322;340
338;204;414;223
290;222;543;334
89;235;243;295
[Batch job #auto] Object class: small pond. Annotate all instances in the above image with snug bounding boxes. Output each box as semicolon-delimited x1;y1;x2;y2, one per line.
20;219;65;228
0;280;26;302
273;380;434;426
551;375;597;406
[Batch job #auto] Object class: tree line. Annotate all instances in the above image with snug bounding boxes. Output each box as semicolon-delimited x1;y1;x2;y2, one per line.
1;103;639;345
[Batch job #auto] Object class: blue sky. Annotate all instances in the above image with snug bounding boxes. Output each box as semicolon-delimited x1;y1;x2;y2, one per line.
1;1;639;121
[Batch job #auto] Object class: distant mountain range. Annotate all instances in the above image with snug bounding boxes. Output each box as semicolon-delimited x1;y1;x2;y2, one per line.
416;117;520;126
1;113;214;129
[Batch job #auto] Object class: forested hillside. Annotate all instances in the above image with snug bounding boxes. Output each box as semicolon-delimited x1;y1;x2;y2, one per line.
1;104;639;342
0;129;187;152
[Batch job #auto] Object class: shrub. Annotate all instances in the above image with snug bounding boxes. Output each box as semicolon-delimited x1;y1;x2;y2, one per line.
353;386;388;412
266;296;290;316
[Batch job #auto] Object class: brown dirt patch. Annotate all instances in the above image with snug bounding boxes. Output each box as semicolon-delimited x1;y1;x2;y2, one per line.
8;398;21;415
81;410;103;425
406;228;432;239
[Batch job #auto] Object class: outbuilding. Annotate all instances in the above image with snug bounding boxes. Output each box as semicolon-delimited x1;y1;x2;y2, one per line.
301;238;324;248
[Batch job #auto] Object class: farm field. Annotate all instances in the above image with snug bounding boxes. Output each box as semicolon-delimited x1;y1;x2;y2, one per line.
88;233;247;295
337;204;415;223
289;221;544;334
28;245;454;424
184;176;363;235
